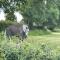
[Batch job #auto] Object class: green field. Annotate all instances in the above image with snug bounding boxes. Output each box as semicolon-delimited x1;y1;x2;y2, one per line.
0;32;60;60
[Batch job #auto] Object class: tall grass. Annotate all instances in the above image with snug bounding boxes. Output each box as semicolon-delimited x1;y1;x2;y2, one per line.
29;29;51;36
0;31;60;60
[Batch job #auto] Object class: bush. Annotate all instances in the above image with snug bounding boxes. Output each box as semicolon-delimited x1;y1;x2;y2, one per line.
0;48;5;60
0;41;55;60
0;21;14;31
29;29;51;36
5;52;18;60
0;40;60;60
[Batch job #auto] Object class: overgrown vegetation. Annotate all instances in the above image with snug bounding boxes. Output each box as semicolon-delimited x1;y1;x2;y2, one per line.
0;21;14;31
29;29;51;36
0;0;60;60
0;32;60;60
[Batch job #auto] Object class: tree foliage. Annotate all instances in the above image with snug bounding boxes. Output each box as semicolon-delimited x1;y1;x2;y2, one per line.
0;0;60;30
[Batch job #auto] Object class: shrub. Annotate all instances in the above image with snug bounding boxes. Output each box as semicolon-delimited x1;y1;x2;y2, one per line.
0;40;60;60
5;52;18;60
29;29;51;36
0;21;13;31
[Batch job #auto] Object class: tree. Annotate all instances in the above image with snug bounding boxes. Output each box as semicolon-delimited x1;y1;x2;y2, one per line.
46;0;59;30
0;0;60;30
23;0;47;29
0;0;29;20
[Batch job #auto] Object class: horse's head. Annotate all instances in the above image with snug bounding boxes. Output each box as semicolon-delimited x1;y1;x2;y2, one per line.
22;24;29;37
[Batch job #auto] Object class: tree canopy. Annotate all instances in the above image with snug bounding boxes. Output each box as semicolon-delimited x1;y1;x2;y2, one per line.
0;0;60;30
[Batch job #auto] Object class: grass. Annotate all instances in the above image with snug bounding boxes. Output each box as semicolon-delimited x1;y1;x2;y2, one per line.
0;30;60;49
29;29;51;36
0;30;60;60
0;30;60;51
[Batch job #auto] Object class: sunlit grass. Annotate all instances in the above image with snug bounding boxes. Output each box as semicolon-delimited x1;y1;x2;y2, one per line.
29;29;51;36
0;31;60;60
0;31;60;49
